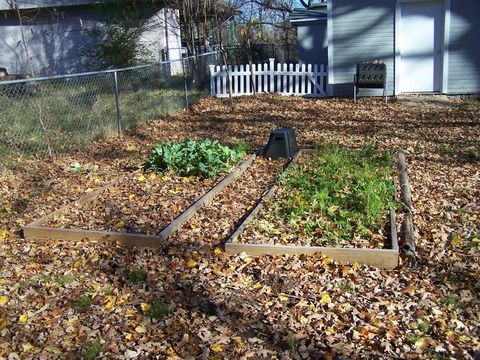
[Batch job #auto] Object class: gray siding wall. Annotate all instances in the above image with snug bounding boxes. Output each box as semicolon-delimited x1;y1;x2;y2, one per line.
330;0;395;97
447;0;480;94
297;21;328;66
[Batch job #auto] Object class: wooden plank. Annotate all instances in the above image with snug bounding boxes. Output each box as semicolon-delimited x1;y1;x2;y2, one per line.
209;65;215;96
239;64;244;95
159;153;256;239
225;242;399;269
222;65;227;96
245;64;251;94
23;225;164;247
24;155;256;246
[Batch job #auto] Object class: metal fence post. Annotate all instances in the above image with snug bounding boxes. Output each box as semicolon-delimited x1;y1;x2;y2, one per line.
113;70;122;135
181;58;189;110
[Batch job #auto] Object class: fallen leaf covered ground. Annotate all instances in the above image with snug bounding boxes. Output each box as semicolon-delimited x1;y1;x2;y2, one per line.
0;94;479;359
46;171;218;235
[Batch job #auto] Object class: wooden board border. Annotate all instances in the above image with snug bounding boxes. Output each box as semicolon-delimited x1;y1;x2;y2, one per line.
225;149;400;269
24;153;256;247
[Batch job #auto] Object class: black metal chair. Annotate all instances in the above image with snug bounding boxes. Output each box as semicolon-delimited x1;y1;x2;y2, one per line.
354;62;387;103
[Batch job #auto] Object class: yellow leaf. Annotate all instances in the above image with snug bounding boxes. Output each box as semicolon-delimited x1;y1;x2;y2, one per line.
135;325;146;333
0;297;8;305
126;145;136;152
210;344;223;352
322;257;332;266
73;260;82;268
125;333;133;341
18;314;28;324
352;261;360;271
325;327;336;335
472;237;480;243
451;235;462;246
22;343;33;352
125;308;137;317
214;247;223;254
115;220;125;229
148;173;157;181
104;295;116;309
186;259;197;268
140;303;151;312
299;316;308;324
167;248;177;255
137;174;146;182
320;293;332;304
0;230;8;241
264;301;273;309
278;294;289;302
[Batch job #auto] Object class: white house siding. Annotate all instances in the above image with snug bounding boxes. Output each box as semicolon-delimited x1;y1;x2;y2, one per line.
140;8;182;74
0;5;182;76
446;0;480;94
330;0;395;97
0;7;101;75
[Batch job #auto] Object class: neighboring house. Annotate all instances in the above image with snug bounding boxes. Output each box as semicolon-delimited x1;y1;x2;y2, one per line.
291;0;480;96
0;0;182;76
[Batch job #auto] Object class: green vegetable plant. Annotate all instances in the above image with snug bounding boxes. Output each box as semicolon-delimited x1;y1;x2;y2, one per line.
144;139;246;178
274;145;395;245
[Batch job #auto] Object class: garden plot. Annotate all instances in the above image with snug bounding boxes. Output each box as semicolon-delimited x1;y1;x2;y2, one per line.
226;146;400;268
24;139;254;246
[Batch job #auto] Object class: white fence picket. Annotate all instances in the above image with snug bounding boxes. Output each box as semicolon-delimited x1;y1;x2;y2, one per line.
209;58;328;98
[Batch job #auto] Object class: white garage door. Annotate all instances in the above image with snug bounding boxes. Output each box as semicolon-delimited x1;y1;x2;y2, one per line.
400;1;444;92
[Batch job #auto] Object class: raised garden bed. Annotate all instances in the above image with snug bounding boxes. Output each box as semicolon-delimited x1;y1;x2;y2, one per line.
24;139;255;246
225;147;400;269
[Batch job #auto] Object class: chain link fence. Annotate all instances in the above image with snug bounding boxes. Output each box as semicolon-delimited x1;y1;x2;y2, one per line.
0;51;221;158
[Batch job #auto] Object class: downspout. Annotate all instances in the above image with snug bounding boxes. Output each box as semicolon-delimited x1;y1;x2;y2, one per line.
164;8;169;61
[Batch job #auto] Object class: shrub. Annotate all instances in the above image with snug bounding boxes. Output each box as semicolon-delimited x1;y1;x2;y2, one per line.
144;139;246;178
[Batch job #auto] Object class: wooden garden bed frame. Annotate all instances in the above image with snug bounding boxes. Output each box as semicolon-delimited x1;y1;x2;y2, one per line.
225;149;400;269
24;153;257;247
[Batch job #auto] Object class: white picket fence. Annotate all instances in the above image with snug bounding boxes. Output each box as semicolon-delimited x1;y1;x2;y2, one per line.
209;58;328;98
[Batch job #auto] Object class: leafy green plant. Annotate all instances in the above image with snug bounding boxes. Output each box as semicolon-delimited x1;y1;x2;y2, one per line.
74;295;93;311
125;268;148;284
83;339;102;359
145;301;169;320
441;294;463;310
144;139;246;178
274;145;395;245
337;282;353;293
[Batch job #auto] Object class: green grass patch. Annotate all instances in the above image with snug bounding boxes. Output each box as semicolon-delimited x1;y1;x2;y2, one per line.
125;268;148;285
144;139;247;178
441;294;463;310
83;339;102;359
74;295;93;311
273;145;395;246
145;301;169;320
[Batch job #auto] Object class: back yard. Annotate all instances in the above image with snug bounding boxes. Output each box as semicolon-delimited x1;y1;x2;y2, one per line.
0;94;479;358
